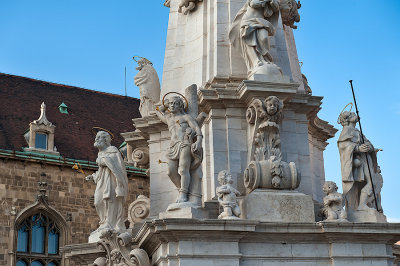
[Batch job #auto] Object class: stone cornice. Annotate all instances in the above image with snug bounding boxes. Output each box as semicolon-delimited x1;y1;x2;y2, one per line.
134;219;400;255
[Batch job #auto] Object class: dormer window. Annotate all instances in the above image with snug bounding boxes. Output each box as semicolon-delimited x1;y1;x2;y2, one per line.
24;102;59;156
58;102;68;114
35;132;48;149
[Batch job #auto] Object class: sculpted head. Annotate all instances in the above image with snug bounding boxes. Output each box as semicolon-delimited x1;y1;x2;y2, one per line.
94;131;112;150
338;111;359;126
166;96;185;114
323;181;338;195
218;170;233;186
265;96;282;116
136;58;152;71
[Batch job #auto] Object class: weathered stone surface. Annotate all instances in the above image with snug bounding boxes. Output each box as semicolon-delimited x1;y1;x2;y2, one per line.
241;189;315;222
134;219;400;266
348;209;387;223
159;206;208;219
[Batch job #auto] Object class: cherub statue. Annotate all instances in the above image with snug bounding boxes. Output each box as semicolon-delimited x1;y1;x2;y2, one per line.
322;181;347;222
156;89;206;210
134;57;160;117
229;0;283;80
216;170;241;219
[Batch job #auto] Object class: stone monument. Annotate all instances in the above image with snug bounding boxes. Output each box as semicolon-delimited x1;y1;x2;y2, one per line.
64;1;400;265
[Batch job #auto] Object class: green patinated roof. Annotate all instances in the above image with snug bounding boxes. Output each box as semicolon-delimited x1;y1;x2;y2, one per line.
0;148;146;176
58;102;68;114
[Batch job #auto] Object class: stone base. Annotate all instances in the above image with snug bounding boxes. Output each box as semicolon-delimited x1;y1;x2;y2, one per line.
348;208;387;223
159;206;208;219
241;189;315;222
134;219;400;266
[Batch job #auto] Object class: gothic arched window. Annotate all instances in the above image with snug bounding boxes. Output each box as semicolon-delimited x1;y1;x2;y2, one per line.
16;212;62;266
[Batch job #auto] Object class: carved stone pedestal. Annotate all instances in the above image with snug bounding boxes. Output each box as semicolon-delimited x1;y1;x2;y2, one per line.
159;206;209;219
135;219;400;266
241;189;315;222
348;209;387;223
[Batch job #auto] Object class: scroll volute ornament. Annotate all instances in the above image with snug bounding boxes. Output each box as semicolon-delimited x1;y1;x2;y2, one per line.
127;195;150;228
94;229;150;266
132;148;149;169
245;96;300;192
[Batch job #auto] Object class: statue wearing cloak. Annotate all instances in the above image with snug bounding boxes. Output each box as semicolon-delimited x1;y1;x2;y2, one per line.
87;131;129;236
337;112;382;212
229;0;280;77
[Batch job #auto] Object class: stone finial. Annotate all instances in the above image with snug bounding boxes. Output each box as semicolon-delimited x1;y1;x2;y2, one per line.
33;102;53;126
134;57;160;117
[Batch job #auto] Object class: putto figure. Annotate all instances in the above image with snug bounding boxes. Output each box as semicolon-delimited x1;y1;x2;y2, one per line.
86;129;129;241
322;181;347;222
229;0;283;80
216;170;241;219
337;111;384;214
156;88;206;210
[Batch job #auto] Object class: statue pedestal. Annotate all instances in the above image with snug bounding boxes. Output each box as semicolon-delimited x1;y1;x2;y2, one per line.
241;189;315;222
133;219;400;266
348;208;387;223
159;206;209;219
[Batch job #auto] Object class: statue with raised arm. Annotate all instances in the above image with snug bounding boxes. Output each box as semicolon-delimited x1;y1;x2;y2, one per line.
337;111;384;217
229;0;283;80
156;86;207;210
134;57;160;117
86;129;129;242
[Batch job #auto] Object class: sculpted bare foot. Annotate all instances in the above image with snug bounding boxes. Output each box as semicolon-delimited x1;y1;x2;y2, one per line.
176;192;188;203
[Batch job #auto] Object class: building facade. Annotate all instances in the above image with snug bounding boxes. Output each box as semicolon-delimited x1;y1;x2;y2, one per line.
0;73;149;265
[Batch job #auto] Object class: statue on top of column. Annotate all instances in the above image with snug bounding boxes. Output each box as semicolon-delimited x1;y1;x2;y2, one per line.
229;0;301;81
134;57;160;117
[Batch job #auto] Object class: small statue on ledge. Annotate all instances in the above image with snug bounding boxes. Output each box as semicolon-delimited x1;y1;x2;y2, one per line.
322;181;347;222
216;170;241;220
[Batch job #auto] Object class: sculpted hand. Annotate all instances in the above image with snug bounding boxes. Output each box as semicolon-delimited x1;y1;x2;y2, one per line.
358;144;370;153
85;175;94;182
192;141;202;152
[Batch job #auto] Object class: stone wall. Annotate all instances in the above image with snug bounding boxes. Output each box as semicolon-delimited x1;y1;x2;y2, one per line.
0;157;149;265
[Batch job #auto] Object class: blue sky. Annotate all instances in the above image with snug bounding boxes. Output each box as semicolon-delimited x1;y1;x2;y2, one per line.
0;1;399;221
